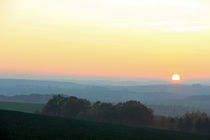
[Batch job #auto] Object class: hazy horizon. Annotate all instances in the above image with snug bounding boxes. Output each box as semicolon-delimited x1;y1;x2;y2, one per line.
1;73;210;85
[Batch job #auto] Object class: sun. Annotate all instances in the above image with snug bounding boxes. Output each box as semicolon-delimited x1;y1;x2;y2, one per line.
171;74;181;82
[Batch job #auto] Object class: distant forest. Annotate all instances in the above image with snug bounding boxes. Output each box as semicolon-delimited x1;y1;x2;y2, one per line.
39;95;210;134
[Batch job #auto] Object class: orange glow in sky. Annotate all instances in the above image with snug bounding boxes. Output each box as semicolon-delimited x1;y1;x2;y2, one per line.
1;0;210;79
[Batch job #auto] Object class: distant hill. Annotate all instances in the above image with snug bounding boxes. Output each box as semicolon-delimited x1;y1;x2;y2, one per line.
1;79;210;97
0;109;209;140
185;95;210;102
1;79;210;110
148;105;198;117
0;79;85;96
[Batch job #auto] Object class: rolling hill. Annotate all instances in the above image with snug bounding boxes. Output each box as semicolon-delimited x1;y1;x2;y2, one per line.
1;79;210;115
0;109;210;140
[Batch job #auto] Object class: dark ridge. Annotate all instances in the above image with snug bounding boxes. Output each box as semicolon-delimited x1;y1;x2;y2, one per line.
0;109;209;140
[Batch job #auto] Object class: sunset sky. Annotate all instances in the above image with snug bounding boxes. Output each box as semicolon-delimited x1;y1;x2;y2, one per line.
1;0;210;80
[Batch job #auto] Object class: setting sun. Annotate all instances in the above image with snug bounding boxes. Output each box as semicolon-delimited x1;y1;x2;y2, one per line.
171;74;181;81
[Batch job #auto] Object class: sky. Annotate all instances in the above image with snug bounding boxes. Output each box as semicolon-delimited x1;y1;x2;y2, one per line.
0;0;210;81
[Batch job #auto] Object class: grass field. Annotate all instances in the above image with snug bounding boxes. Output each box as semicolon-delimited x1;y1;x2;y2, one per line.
0;109;209;140
0;101;44;113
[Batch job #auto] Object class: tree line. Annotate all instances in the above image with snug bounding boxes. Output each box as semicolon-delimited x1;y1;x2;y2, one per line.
39;95;210;133
154;112;210;133
41;95;153;126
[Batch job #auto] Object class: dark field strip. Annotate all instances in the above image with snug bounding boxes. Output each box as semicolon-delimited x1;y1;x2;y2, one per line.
0;109;209;140
0;101;44;113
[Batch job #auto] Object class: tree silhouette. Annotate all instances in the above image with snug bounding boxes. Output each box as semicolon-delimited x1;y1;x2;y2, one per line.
42;94;65;116
61;96;91;118
42;95;154;127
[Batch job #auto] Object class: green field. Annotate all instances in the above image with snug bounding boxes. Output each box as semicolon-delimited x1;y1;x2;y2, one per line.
0;109;209;140
0;101;44;113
